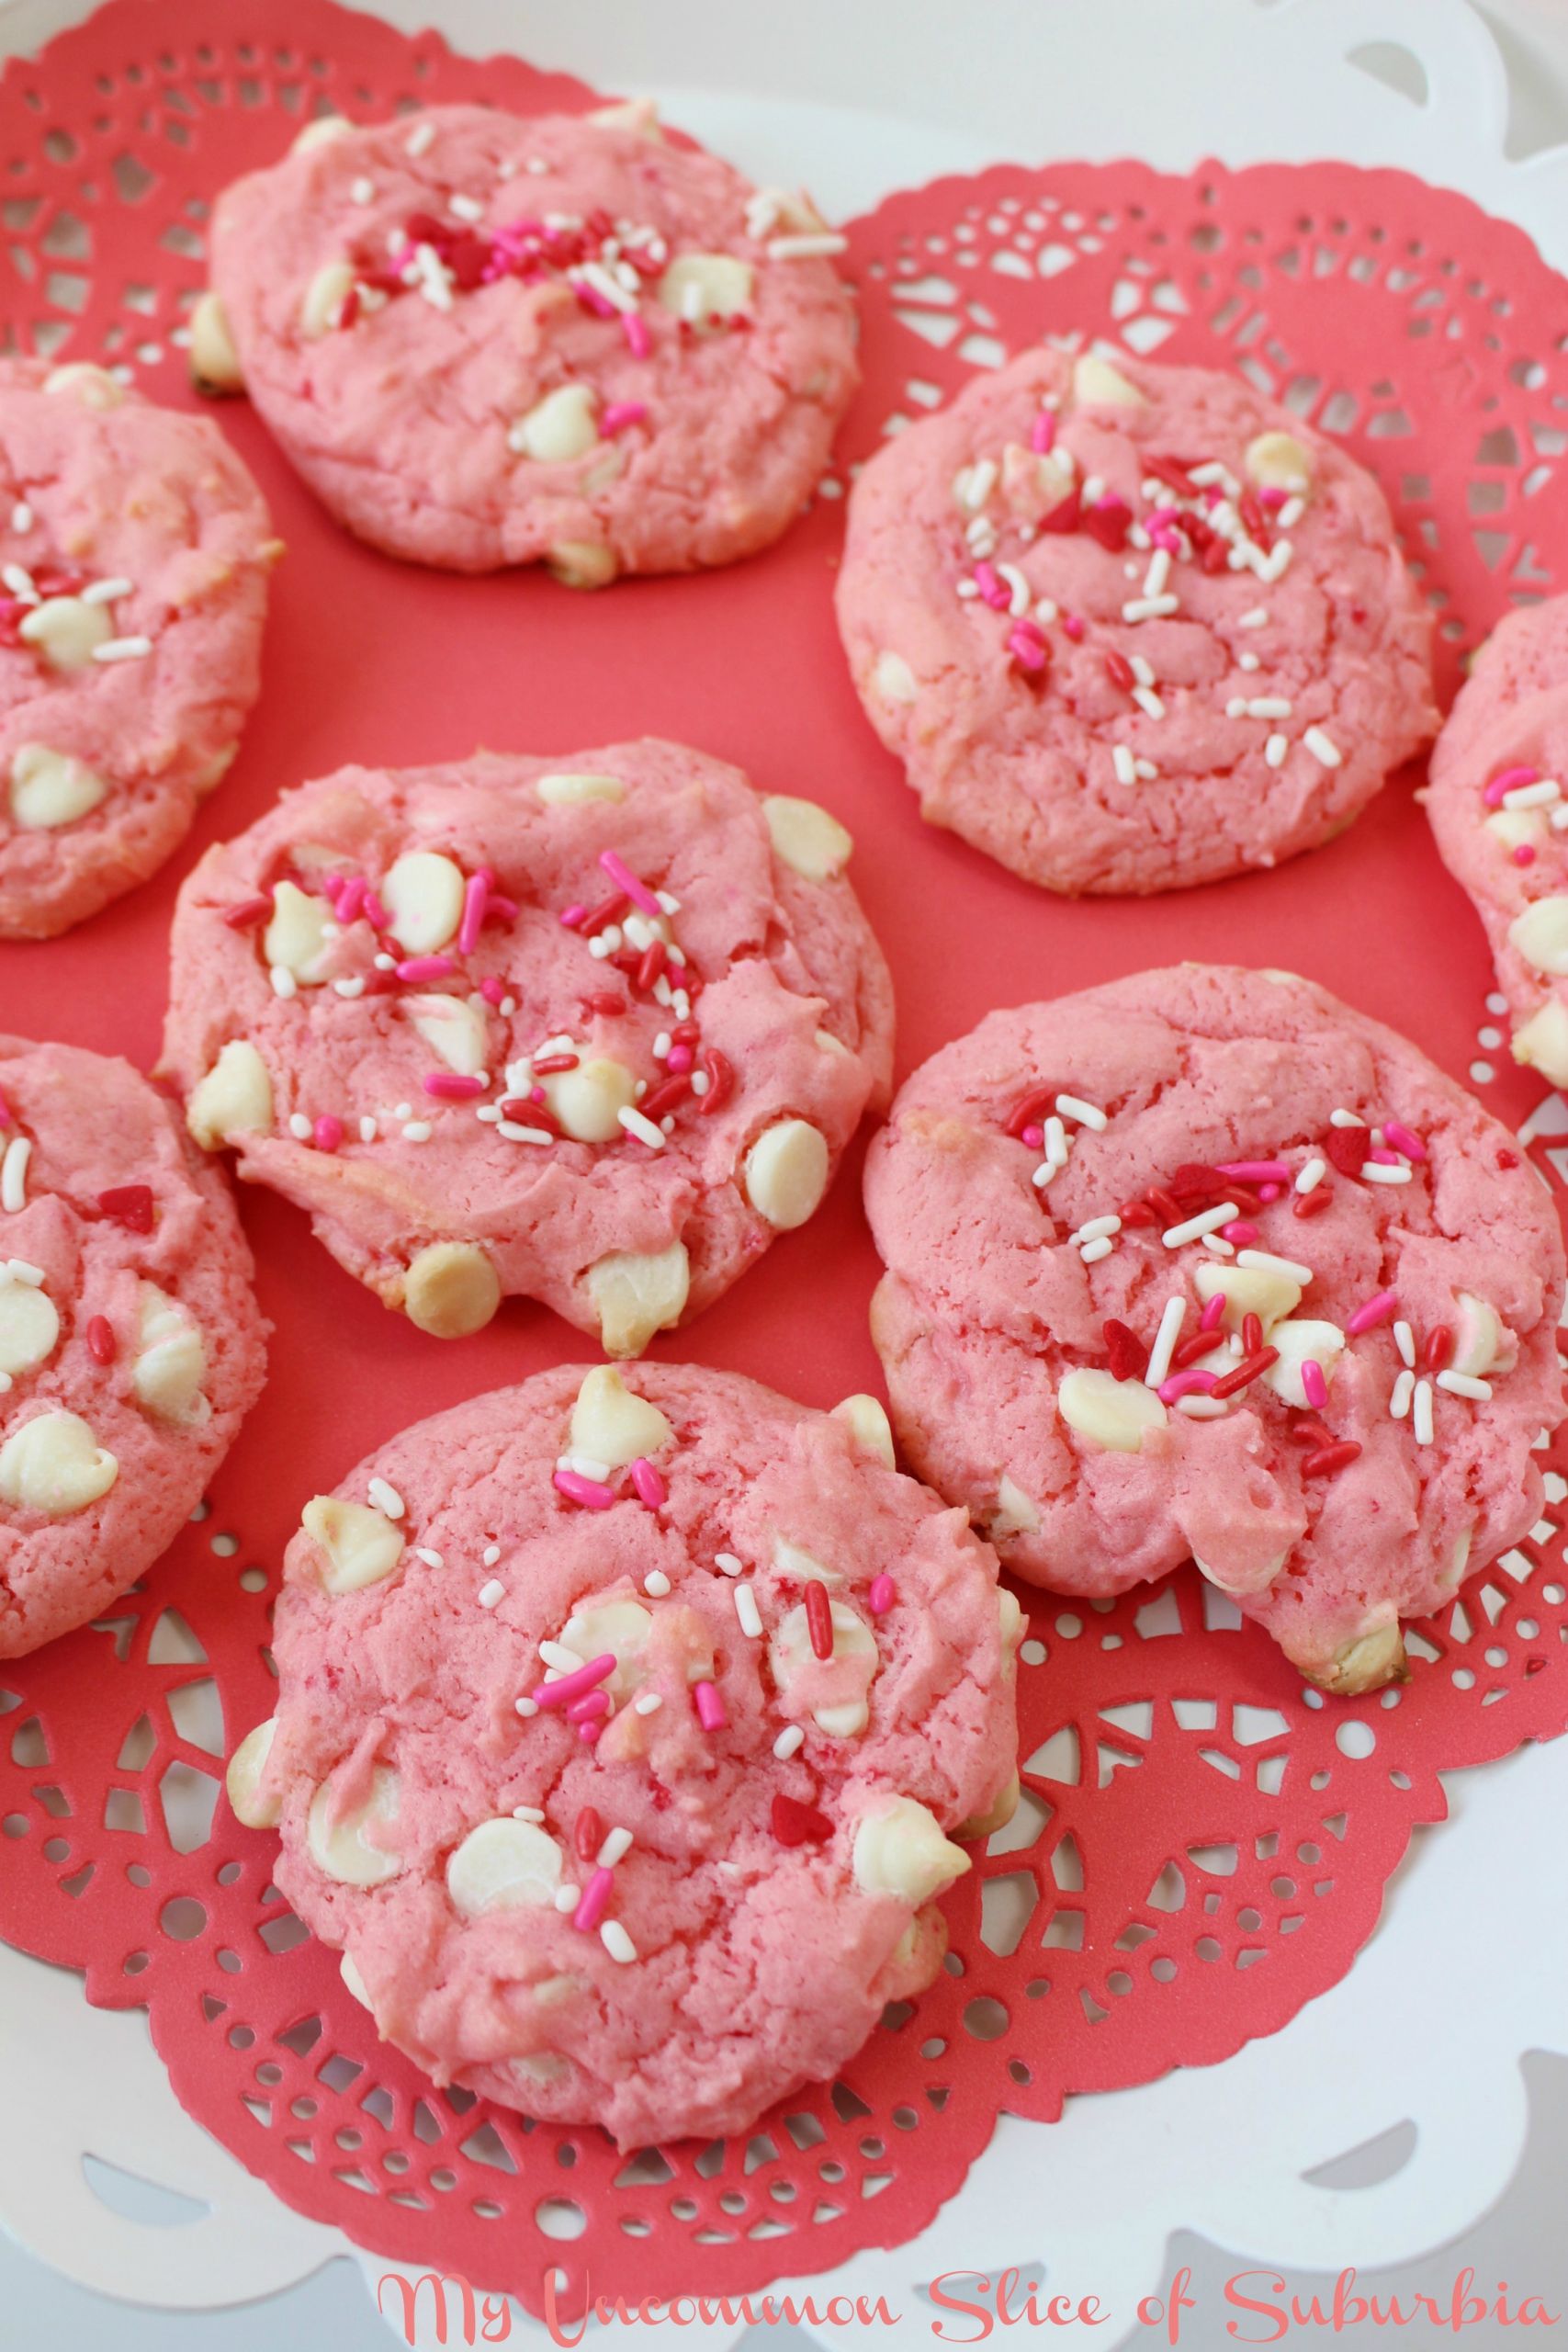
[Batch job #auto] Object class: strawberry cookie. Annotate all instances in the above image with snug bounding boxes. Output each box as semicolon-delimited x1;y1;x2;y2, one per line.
224;1363;1020;2147
161;741;893;1351
0;1036;266;1657
1427;594;1568;1087
836;349;1437;895
863;966;1564;1694
0;358;275;938
200;103;857;578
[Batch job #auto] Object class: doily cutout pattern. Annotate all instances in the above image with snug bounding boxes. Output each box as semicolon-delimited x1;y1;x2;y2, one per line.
0;0;1566;2323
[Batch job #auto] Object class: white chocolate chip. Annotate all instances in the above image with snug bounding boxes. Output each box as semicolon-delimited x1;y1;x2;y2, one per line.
446;1817;563;1917
989;1474;1040;1540
542;1056;637;1143
405;992;488;1077
17;595;111;673
546;538;617;590
291;113;353;153
301;1495;405;1593
568;1364;673;1473
852;1797;971;1905
8;742;108;831
1056;1367;1168;1453
769;1599;878;1736
186;1040;273;1148
1451;1293;1506;1379
772;1534;839;1586
306;1767;400;1885
1071;353;1146;407
0;1272;58;1377
1314;1617;1405;1697
189;289;244;392
382;849;465;955
830;1392;895;1467
299;259;356;339
401;1240;501;1339
0;1409;118;1514
586;96;662;139
536;771;626;807
998;1587;1025;1665
1260;1317;1346;1408
657;252;754;327
1194;1260;1303;1332
1244;430;1314;489
263;879;335;984
761;795;853;881
510;381;600;462
340;1952;373;2008
42;362;122;409
1512;997;1568;1084
873;650;919;705
743;1119;829;1230
1510;895;1568;978
226;1718;280;1828
816;1028;852;1057
130;1283;209;1424
587;1240;690;1357
1191;1547;1289;1598
558;1598;653;1699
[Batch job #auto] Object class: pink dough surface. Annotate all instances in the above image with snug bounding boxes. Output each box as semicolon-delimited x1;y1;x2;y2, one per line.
0;1036;267;1657
160;740;894;1344
249;1362;1019;2148
210;106;858;575
1427;594;1568;1080
0;357;274;938
835;350;1437;895
863;966;1564;1690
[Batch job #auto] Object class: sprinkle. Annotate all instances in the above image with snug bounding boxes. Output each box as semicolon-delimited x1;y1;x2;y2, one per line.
400;1120;432;1143
1437;1370;1492;1400
552;1883;579;1913
1302;1440;1362;1478
771;1793;833;1847
1055;1092;1107;1130
1112;745;1137;786
1221;1220;1258;1246
483;1544;501;1566
405;119;435;156
412;1546;444;1568
396;955;457;983
1359;1161;1412;1184
1162;1201;1239;1249
1246;696;1292;719
358;1115;378;1143
1132;684;1167;720
1238;606;1269;628
629;1456;666;1509
1393;1319;1416;1369
1217;1159;1291;1182
601;399;648;434
868;1573;895;1615
643;1568;671;1597
1210;1347;1279;1400
568;1690;610;1723
1080;1235;1114;1263
1483;763;1540;807
598;1826;633;1869
0;1136;29;1212
498;1121;555;1146
10;503;31;533
773;1724;805;1760
1265;734;1290;769
1294;1156;1328;1196
313;1114;344;1152
350;175;375;204
1502;778;1562;810
767;230;849;257
86;1314;117;1366
81;576;132;605
601;1921;637;1963
270;966;298;1001
288;1113;312;1140
633;1690;663;1716
1122;594;1179;622
222;895;273;930
1412;1378;1436;1445
573;1867;614;1932
1145;1295;1188;1391
1301;1359;1329;1409
1201;1293;1227;1332
97;1182;152;1233
423;1071;485;1101
1070;1214;1122;1247
694;1679;728;1732
733;1583;764;1639
1158;1367;1219;1405
513;1695;539;1718
805;1578;834;1660
1347;1290;1397;1335
1329;1108;1362;1127
1236;1248;1314;1283
1303;726;1342;768
529;1653;616;1711
598;848;662;917
553;1466;617;1510
91;635;152;662
1382;1119;1427;1162
478;1578;506;1610
617;1105;666;1150
368;1476;405;1519
457;871;490;956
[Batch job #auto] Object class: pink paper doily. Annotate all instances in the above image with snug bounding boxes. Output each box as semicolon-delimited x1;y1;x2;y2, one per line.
1;0;1567;2321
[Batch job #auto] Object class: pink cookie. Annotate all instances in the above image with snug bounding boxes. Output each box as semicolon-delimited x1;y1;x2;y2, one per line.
0;1036;267;1657
1427;594;1568;1088
161;740;893;1351
204;104;857;578
836;349;1437;895
223;1362;1020;2148
0;357;275;939
863;966;1564;1694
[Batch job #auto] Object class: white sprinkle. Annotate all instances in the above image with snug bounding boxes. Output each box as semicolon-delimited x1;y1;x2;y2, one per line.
0;1136;29;1213
1437;1370;1492;1400
512;1805;546;1823
617;1104;666;1150
3;1259;43;1284
1128;654;1155;688
475;1103;502;1124
1132;684;1166;720
1122;594;1179;623
412;1546;444;1568
1143;547;1171;600
643;1568;671;1598
539;1639;582;1673
1412;1378;1435;1447
954;458;998;514
1145;1294;1188;1391
483;1544;501;1566
1247;696;1292;719
1359;1161;1412;1184
561;1453;611;1483
1177;1395;1230;1419
10;502;31;533
652;1031;672;1061
1236;1247;1314;1283
1033;596;1059;625
1070;1214;1122;1246
1504;778;1562;810
81;575;133;606
1238;651;1261;672
288;1113;311;1140
513;1695;539;1718
1162;1201;1239;1249
733;1583;764;1638
405;119;435;156
478;1578;506;1610
333;976;367;999
690;1069;711;1098
1201;1234;1235;1258
601;1920;637;1963
598;1826;633;1868
350;175;375;204
1112;744;1137;786
358;1115;378;1144
1390;1368;1415;1419
1043;1114;1069;1161
1226;699;1247;719
1292;1156;1327;1197
1079;1235;1114;1264
1237;606;1269;628
91;635;153;662
1135;758;1159;781
1256;538;1293;582
1278;495;1306;529
1055;1093;1107;1131
498;1121;554;1146
1189;460;1236;492
1265;733;1290;769
1303;726;1343;768
767;230;849;258
1;563;35;600
1329;1108;1362;1128
449;192;484;222
633;1690;663;1716
715;1551;744;1577
1393;1319;1416;1369
773;1724;805;1760
997;561;1031;616
553;1883;578;1913
401;1120;432;1143
270;966;298;1001
956;578;980;601
374;953;397;972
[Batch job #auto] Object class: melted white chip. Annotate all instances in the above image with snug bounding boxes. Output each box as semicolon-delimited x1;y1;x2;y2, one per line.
1057;1367;1168;1453
301;1495;405;1593
761;795;853;880
381;850;465;955
9;743;108;830
186;1041;273;1148
568;1364;673;1473
130;1283;209;1423
0;1410;118;1513
587;1241;690;1357
852;1797;971;1904
446;1817;563;1917
307;1768;400;1884
226;1718;280;1827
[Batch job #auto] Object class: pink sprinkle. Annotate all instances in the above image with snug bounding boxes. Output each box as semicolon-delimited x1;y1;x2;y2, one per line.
868;1574;895;1615
530;1085;547;1104
1302;1359;1328;1409
559;903;587;930
335;876;367;926
667;1044;694;1075
312;1114;344;1153
694;1679;728;1733
423;1071;486;1100
973;560;1010;612
553;1467;617;1511
574;280;617;320
1200;1292;1227;1331
623;311;652;359
1146;504;1181;532
1216;1159;1292;1182
1221;1219;1258;1245
1370;1147;1401;1166
1148;526;1182;554
1515;844;1538;866
484;893;519;927
363;889;390;932
1347;1288;1398;1335
630;1455;666;1509
1382;1119;1427;1163
322;870;345;906
1258;485;1288;510
602;400;647;434
567;1689;611;1723
1483;764;1538;808
1062;614;1085;641
1008;625;1047;673
479;976;507;1008
1020;1123;1044;1149
1030;410;1056;455
1258;1183;1282;1203
527;1653;616;1711
1158;1368;1218;1405
599;848;661;917
573;1867;615;1932
577;1717;604;1744
457;871;490;956
396;955;456;983
1010;613;1045;645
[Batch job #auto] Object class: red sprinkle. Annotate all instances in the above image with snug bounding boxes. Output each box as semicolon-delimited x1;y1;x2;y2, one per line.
637;1073;691;1123
581;991;626;1019
1292;1184;1334;1220
1145;453;1195;494
1424;1324;1454;1374
530;1053;580;1076
86;1315;117;1366
805;1578;834;1661
96;1184;153;1235
1210;1347;1279;1401
574;1808;604;1863
579;889;631;936
1325;1125;1371;1177
697;1047;735;1117
1302;1441;1363;1478
1287;1417;1334;1449
637;941;668;992
1116;1198;1157;1229
1103;649;1136;694
1038;487;1082;535
1242;1313;1263;1357
1172;1329;1223;1370
772;1793;833;1848
222;895;273;930
1101;1317;1145;1383
1006;1086;1057;1139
